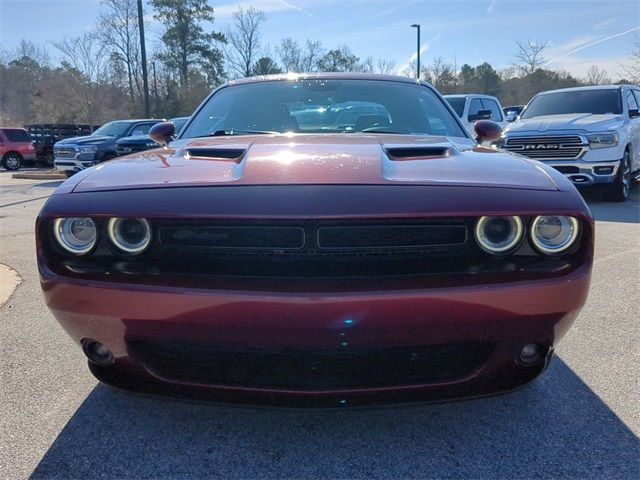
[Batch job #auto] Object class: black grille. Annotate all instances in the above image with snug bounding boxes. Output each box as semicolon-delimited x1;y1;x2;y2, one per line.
553;166;580;174
160;226;305;249
318;225;467;249
128;340;494;390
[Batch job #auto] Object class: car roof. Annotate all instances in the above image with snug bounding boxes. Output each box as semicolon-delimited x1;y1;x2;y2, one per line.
226;72;421;87
536;85;630;96
443;94;500;100
106;119;165;123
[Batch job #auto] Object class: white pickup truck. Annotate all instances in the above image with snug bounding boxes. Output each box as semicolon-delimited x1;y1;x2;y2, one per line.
501;85;640;202
444;94;507;137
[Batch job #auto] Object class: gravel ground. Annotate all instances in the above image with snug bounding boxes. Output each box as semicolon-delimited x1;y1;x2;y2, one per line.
0;169;638;479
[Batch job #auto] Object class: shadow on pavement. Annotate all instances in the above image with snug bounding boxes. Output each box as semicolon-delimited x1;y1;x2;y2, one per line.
582;185;639;224
31;358;639;479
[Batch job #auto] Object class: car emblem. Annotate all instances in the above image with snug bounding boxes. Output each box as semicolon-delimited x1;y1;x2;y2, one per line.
523;144;560;150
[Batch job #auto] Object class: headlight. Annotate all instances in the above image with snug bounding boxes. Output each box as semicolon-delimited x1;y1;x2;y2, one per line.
53;218;97;255
79;145;98;153
475;216;524;254
530;216;580;254
108;218;151;254
587;132;618;149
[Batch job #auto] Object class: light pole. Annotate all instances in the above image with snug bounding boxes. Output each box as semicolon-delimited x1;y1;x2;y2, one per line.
138;0;150;117
410;24;421;80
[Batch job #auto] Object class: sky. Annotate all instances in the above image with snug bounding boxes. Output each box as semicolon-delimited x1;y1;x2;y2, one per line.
0;0;639;79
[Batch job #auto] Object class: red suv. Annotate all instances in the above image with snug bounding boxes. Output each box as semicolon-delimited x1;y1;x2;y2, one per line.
0;127;36;170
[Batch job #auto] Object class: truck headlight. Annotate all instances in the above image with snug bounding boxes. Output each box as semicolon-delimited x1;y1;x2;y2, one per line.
587;132;618;149
80;146;98;153
108;218;151;254
53;218;98;255
475;216;524;254
530;216;580;254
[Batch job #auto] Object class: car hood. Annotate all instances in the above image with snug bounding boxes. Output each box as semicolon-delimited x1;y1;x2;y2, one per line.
69;134;558;193
116;135;154;145
55;135;116;146
505;113;623;134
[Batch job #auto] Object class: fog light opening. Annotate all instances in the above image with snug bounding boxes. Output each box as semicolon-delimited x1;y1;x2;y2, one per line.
519;343;542;365
82;340;114;366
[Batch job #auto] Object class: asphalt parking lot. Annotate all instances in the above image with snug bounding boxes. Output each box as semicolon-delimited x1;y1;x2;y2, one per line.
0;169;638;479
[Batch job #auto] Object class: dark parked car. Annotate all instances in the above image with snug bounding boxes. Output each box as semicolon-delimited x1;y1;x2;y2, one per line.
37;74;593;406
115;117;189;156
0;127;36;170
53;118;163;174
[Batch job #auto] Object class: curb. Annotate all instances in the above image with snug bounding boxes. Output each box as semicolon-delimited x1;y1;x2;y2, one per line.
12;171;67;180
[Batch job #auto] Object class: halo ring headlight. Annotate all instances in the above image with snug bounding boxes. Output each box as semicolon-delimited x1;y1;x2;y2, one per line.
475;216;524;254
53;217;98;255
530;216;580;254
108;218;151;254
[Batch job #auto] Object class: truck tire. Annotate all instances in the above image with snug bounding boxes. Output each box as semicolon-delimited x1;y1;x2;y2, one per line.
605;149;631;202
2;152;22;171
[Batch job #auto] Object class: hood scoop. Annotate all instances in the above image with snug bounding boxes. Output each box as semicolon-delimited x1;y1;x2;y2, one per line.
185;147;246;162
385;146;452;160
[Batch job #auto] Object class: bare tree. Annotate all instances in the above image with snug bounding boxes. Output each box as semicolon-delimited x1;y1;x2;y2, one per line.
52;33;109;124
621;35;640;84
225;7;267;78
513;39;549;75
97;0;142;105
277;38;323;72
12;39;51;66
376;58;396;74
585;65;611;85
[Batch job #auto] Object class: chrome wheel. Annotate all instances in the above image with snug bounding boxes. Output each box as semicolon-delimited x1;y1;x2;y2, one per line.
3;153;21;171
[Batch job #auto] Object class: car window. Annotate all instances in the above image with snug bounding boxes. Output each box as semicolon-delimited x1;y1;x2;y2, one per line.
181;79;468;138
129;123;154;136
481;99;503;122
444;97;465;117
1;128;31;142
632;90;640;112
468;98;483;117
93;121;132;137
521;89;622;118
626;90;639;112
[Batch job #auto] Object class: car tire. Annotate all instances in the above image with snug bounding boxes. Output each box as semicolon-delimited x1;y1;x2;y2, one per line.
605;149;631;202
2;152;23;171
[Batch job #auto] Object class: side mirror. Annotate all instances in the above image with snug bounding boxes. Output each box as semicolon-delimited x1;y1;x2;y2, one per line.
468;109;492;122
474;120;503;144
149;122;176;146
629;109;640;118
505;111;517;122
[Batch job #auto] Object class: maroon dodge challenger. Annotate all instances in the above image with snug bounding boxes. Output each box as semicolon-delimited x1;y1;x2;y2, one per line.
37;74;593;406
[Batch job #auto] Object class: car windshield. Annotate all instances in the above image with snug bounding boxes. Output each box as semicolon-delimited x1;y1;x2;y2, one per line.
180;79;468;138
521;89;622;118
444;97;465;117
93;121;132;137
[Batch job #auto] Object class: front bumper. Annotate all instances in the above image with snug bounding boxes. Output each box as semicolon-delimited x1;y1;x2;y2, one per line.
41;264;591;406
54;149;97;172
544;159;620;186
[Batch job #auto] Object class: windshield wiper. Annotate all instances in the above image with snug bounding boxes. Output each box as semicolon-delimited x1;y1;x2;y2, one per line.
193;129;279;138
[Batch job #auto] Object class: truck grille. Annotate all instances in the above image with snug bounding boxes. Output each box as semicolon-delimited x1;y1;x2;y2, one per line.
503;135;584;159
54;147;77;159
127;340;494;391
